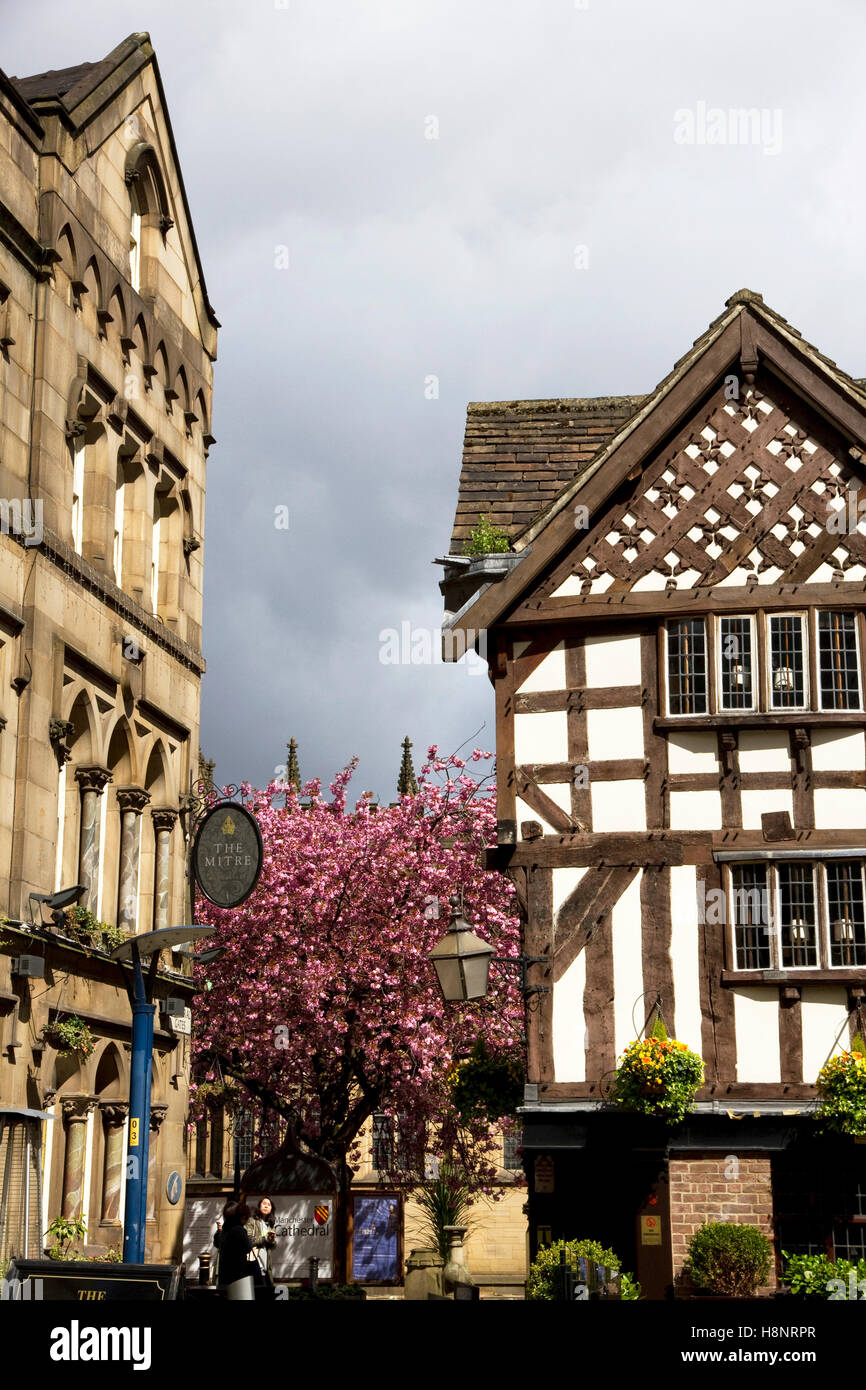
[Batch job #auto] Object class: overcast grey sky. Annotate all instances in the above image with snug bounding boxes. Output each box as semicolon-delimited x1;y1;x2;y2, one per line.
6;0;866;799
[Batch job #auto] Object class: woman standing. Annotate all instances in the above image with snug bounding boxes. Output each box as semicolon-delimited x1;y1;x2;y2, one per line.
245;1195;277;1297
216;1201;256;1300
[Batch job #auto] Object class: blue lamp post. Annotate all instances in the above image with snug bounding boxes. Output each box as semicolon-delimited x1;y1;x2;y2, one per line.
110;925;214;1264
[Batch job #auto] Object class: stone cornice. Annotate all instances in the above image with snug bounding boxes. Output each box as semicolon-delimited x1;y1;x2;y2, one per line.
10;525;205;675
0;200;53;279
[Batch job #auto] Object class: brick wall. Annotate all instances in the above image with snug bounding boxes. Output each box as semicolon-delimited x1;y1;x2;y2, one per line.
669;1154;775;1292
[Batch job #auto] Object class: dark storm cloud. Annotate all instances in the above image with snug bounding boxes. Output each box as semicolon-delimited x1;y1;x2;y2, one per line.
6;0;866;797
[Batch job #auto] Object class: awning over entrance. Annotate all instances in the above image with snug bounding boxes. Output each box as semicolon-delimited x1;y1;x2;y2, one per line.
521;1121;588;1151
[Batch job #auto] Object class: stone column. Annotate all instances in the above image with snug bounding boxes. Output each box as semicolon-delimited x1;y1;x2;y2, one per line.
115;787;150;935
150;808;178;933
61;1096;95;1221
147;1104;168;1221
75;766;112;912
100;1103;128;1222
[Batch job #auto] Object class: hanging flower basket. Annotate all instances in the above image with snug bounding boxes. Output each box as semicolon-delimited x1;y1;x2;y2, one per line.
41;1015;95;1059
814;1047;866;1137
611;1037;704;1125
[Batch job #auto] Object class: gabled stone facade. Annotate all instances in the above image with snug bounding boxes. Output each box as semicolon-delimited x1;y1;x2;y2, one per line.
0;33;217;1266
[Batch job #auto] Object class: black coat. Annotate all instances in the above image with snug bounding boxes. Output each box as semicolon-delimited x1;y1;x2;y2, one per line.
216;1221;254;1286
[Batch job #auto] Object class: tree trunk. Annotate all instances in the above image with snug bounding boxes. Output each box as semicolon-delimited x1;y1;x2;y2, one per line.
332;1150;353;1285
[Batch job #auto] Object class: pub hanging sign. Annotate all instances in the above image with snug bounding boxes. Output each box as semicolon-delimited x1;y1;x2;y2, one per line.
192;803;264;908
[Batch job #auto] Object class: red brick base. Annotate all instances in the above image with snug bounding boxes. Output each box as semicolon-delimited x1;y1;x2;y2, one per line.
669;1153;776;1293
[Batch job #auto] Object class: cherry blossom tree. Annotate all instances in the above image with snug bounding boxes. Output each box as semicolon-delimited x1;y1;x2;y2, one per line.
190;749;523;1280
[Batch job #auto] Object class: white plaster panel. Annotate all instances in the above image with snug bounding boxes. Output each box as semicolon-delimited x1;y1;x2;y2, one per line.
512;639;531;658
669;789;722;831
813;788;866;829
800;986;850;1082
807;563;836;585
553;951;586;1082
551;575;582;597
584;632;643;687
737;731;791;774
612;873;645;1060
668;731;717;774
741;788;793;830
631;571;668;592
516;643;566;693
810;728;865;772
587;707;645;760
590;780;646;831
670;866;704;1054
515;796;552;834
553;866;587;920
514;711;568;765
733;988;781;1083
515;785;571;835
543;784;573;815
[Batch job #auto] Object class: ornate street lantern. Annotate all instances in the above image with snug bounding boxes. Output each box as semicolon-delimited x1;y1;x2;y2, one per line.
429;896;495;1002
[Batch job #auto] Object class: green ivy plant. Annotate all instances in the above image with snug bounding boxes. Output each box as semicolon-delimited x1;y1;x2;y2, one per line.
783;1250;866;1300
814;1035;866;1137
684;1222;772;1297
462;516;511;558
527;1237;641;1300
447;1038;524;1124
42;1015;95;1058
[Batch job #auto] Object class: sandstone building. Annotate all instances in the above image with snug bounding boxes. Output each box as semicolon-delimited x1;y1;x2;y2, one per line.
0;33;217;1265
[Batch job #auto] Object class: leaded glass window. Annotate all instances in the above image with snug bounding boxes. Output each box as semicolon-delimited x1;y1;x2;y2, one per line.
667;619;707;714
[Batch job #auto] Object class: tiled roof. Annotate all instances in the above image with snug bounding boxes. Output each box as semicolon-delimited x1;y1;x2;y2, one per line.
10;34;149;114
449;394;644;553
13;61;102;103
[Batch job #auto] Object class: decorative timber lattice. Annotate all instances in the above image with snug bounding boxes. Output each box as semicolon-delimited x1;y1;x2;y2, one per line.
544;378;865;598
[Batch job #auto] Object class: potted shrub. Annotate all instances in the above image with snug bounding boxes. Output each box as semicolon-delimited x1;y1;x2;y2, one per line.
45;1215;88;1261
413;1160;473;1265
611;1019;703;1124
41;1015;95;1059
814;1034;866;1137
527;1236;641;1300
61;905;125;953
684;1222;772;1297
462;516;511;558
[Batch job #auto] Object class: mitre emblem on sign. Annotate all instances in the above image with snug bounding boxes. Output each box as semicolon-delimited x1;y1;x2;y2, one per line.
221;814;236;836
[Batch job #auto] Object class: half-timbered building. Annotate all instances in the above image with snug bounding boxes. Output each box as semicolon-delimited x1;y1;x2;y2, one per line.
439;290;866;1297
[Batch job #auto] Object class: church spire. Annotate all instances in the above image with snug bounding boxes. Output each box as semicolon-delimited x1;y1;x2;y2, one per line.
286;737;301;791
397;736;418;797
